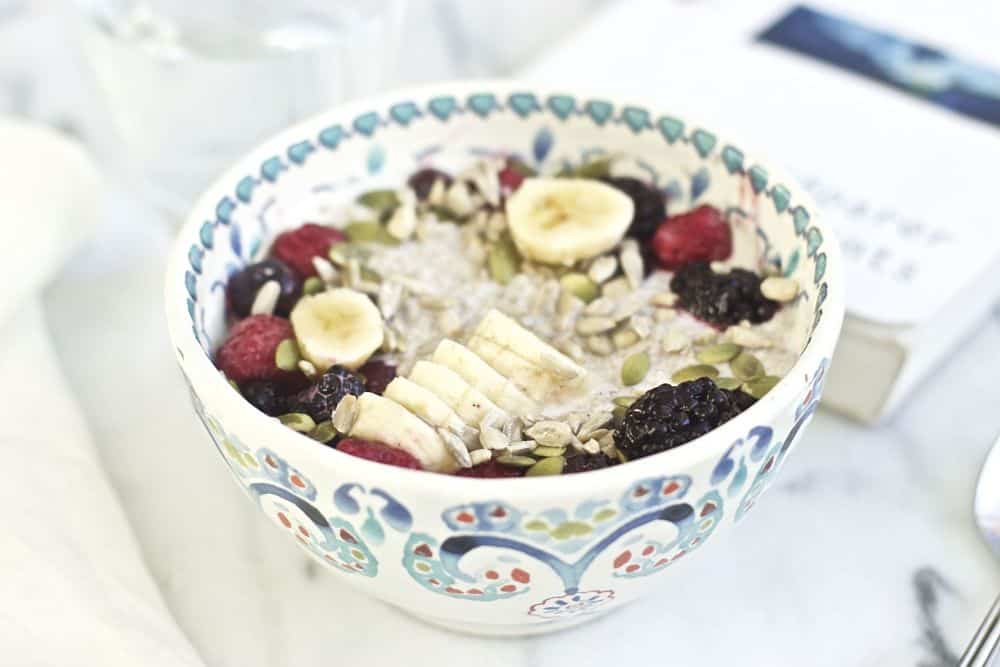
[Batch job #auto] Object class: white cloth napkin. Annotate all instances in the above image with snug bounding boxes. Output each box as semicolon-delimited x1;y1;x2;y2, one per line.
0;118;204;666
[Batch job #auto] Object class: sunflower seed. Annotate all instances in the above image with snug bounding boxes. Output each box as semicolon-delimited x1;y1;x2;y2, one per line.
480;424;509;450
621;351;650;386
556;338;586;361
710;261;730;274
532;280;561;315
386;202;418;240
311;256;339;285
599;431;616;449
696;342;743;364
731;351;765;381
274;338;301;371
760;276;799;302
713;376;743;391
564;412;586;433
279;412;316;433
250;280;280;316
663;329;690;353
438;310;462;336
578;411;613;439
602;276;632;298
576;316;617;335
445;181;476;217
583;298;615;318
620;239;644;289
419;294;452;310
651;292;678;307
743;375;781;398
654;308;677;322
524;420;574;448
485;210;507;238
612;328;640;349
439;427;472;468
302;276;325;295
506;441;536;455
333;395;359;433
427;178;448;206
582;428;611;444
469;448;493;466
344;258;362;288
526;456;565;476
532;445;567;458
582;439;602;455
495;454;536;467
725;325;774;349
298;359;318;378
671;364;719;383
309;420;338;444
377;281;403;319
388;274;433;295
560;272;599;303
586;335;614;356
381;324;398;352
588;255;618;284
503;418;523;442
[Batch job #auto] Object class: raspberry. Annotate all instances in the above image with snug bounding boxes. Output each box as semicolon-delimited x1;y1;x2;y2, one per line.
407;168;452;200
226;259;301;318
454;460;524;478
358;359;397;396
287;365;365;423
239;380;288;416
337;439;422;470
670;261;779;327
216;315;296;385
615;378;756;460
651;205;732;270
271;223;346;277
600;176;666;241
563;453;618;474
499;158;534;195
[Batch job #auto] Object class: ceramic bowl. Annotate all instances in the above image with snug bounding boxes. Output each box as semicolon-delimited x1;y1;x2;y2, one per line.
166;81;844;636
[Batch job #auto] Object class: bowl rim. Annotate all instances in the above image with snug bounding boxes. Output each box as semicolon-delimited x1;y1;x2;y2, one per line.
165;78;845;499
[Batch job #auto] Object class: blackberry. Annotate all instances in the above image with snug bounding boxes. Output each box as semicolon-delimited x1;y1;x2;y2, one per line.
600;176;666;241
407;168;452;200
615;378;756;460
287;365;364;423
227;259;301;318
240;380;288;416
670;261;778;327
563;452;618;474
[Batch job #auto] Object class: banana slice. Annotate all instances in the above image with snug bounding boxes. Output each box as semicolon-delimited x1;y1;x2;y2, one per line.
384;377;478;446
467;309;586;401
505;177;633;265
348;393;458;472
432;339;538;416
408;360;508;426
290;288;384;372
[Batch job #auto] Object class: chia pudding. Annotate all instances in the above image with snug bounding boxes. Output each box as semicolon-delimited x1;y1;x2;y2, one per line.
214;155;802;477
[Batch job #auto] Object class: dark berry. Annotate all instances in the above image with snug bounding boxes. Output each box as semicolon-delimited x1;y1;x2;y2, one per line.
272;223;346;277
337;438;423;470
615;378;756;460
287;365;364;423
600;176;666;241
216;315;296;385
651;205;732;269
240;380;288;416
407;168;452;200
671;261;779;327
455;460;524;478
563;453;618;474
358;359;397;395
226;259;301;318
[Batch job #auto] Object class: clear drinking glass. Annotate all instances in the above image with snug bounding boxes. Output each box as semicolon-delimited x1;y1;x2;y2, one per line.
76;0;406;217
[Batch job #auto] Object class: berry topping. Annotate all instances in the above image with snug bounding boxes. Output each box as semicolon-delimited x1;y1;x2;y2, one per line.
615;378;756;460
226;259;301;318
407;168;452;200
216;315;296;385
358;359;397;396
600;176;666;241
337;438;423;470
651;205;732;270
455;460;524;478
563;453;618;474
670;261;779;327
272;223;346;277
498;165;527;195
287;365;365;423
239;380;288;416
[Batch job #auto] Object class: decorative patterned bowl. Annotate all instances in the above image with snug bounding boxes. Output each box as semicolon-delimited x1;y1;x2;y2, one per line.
165;81;843;636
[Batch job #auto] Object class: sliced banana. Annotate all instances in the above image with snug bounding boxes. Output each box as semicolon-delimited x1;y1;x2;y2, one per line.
384;377;478;446
290;288;384;372
432;339;538;416
408;360;508;426
348;393;458;472
505;177;633;265
467;309;586;401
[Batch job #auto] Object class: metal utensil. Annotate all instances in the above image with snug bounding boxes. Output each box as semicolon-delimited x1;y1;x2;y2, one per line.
960;435;1000;666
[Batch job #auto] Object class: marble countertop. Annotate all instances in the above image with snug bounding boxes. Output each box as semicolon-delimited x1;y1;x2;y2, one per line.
6;1;999;664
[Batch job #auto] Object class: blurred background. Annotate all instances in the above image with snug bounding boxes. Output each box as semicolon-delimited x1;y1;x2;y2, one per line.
2;1;999;665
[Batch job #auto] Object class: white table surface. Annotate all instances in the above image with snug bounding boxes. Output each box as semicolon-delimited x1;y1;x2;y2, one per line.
8;1;1000;664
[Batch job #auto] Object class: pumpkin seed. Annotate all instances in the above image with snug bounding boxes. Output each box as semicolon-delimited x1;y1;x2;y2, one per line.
560;272;599;303
713;376;743;391
357;189;399;215
612;405;627;422
731;351;765;381
429;204;461;223
525;456;566;476
274;338;301;371
571;156;613;178
532;445;567;458
671;364;719;383
760;276;799;302
612;395;637;408
696;342;742;365
344;221;397;244
621;351;650;386
487;234;521;285
495;454;537;468
743;375;781;399
309;420;338;444
302;276;325;295
279;412;316;433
